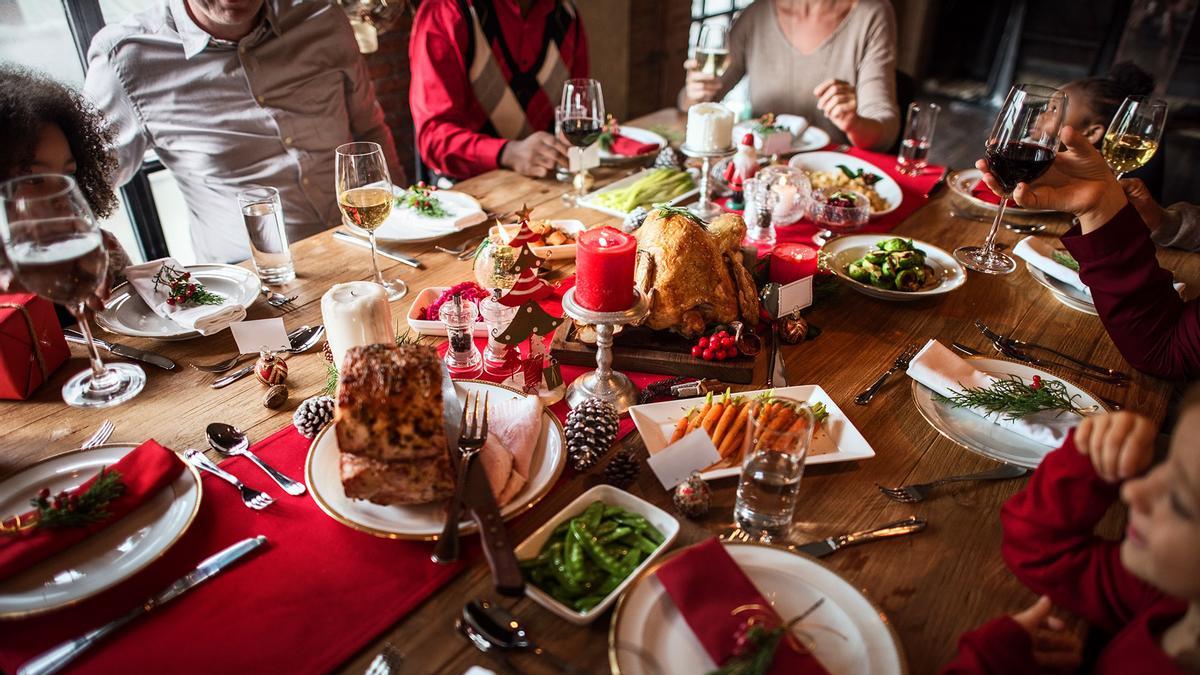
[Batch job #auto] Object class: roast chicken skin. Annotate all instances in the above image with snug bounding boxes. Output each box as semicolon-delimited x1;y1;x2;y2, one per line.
633;210;761;336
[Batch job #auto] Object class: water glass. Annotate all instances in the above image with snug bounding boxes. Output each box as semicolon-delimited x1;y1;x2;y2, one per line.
237;186;295;284
553;106;571;182
733;399;816;539
896;102;940;176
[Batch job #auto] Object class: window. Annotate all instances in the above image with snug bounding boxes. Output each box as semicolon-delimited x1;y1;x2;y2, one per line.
690;0;754;50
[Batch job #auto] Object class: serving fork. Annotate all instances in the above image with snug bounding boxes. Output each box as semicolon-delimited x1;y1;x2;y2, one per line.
80;420;114;450
431;391;489;564
261;285;298;310
855;343;919;405
877;464;1030;503
975;321;1128;381
182;449;273;510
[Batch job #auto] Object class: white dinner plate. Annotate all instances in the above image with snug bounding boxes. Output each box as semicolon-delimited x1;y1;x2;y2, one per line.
947;168;1055;215
823;234;966;301
598;126;668;164
733;114;831;155
609;541;905;674
347;188;487;243
489;219;587;260
0;444;201;618
911;358;1107;469
306;380;565;539
578;168;699;218
96;264;259;341
788;151;902;218
629;385;875;482
1026;264;1098;315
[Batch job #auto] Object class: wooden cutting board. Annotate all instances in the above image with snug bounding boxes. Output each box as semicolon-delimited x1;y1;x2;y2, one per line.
549;321;758;383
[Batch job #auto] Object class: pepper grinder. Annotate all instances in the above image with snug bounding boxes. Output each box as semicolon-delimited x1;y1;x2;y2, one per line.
439;293;482;378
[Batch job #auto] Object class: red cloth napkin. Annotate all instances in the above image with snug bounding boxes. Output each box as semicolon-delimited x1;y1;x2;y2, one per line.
609;133;660;157
0;427;462;674
656;538;830;674
0;439;183;582
970;180;1002;205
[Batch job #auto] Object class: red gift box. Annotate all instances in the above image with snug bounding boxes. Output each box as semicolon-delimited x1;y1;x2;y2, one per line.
0;293;69;400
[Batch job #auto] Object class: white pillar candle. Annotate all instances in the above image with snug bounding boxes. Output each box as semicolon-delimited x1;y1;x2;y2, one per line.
685;102;734;152
321;281;394;370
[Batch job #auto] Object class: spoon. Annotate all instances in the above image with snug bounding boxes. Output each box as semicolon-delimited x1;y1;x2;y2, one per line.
462;600;578;674
192;324;324;373
206;423;307;495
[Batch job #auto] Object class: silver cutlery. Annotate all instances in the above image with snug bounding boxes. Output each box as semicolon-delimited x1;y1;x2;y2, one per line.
765;324;786;388
210;324;325;388
432;391;488;564
79;420;114;449
191;325;315;373
975;320;1129;380
951;341;1124;410
364;643;404;675
207;423;306;496
18;536;266;675
182;449;274;510
855;343;919;405
333;230;423;269
459;599;578;674
990;340;1127;387
723;516;927;558
63;330;176;370
877;465;1029;503
435;236;482;258
261;285;298;309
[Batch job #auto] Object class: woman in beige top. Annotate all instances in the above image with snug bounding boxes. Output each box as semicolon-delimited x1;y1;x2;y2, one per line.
682;0;900;152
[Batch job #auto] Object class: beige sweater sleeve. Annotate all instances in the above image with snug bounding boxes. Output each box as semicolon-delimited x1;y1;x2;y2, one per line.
852;1;900;151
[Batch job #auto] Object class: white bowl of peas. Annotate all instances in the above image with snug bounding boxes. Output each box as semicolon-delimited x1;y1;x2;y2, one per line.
515;484;680;625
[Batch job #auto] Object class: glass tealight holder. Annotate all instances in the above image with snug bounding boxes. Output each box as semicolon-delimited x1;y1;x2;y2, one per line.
479;290;520;377
743;177;778;247
439;293;483;379
758;165;810;226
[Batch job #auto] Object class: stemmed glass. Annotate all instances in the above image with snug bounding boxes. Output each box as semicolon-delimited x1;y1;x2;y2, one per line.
1102;96;1168;179
955;84;1067;275
695;22;730;78
0;174;145;407
559;78;604;204
335;142;406;300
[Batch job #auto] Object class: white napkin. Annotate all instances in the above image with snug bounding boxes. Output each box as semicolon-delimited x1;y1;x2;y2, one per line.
384;190;486;238
124;258;246;335
1013;237;1089;296
906;339;1077;447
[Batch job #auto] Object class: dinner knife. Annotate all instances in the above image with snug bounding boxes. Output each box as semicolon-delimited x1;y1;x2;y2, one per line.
18;536;267;675
332;230;423;269
924;167;949;198
793;516;926;558
440;371;524;596
63;329;176;370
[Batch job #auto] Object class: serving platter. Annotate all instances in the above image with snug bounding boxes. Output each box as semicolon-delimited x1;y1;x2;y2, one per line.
0;444;202;618
788;151;902;218
96;264;259;341
306;380;565;540
822;235;966;302
577;168;699;218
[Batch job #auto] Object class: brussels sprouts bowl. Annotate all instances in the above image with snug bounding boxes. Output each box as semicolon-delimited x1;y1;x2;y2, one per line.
823;234;967;301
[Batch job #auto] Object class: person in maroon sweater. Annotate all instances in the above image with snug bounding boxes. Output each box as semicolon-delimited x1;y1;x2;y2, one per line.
942;402;1200;673
975;126;1200;380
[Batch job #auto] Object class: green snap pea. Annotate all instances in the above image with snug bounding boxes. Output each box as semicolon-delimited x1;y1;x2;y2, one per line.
582;501;605;529
572;595;606;612
593;520;618;537
574;522;627;576
564;531;585;582
597;526;633;545
596;573;624;595
621;532;659;555
549;543;583;597
619;548;644;574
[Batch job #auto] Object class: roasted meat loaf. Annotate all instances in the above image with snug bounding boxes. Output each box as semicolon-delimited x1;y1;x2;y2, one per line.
335;343;453;505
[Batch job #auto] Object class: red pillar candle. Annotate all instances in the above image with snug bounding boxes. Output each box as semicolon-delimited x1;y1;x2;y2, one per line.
575;226;637;311
769;243;819;285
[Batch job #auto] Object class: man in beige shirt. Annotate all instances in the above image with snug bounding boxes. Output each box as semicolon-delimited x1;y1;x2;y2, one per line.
85;0;402;263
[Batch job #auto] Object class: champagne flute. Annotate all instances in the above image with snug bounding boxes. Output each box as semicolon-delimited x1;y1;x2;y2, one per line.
335;142;406;300
559;78;604;204
955;84;1067;275
695;22;730;78
0;174;145;408
1102;96;1167;179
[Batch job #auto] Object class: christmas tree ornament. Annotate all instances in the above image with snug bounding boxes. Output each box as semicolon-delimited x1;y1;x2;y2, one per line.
778;311;809;345
723;133;760;211
498;243;553;307
672;471;712;518
254;350;289;386
565;397;619;471
293;395;336;438
603;449;640;487
263;384;289;409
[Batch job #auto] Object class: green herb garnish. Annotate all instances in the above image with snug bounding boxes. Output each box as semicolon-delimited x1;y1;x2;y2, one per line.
30;468;125;530
936;375;1091;421
836;164;882;186
1052;250;1080;272
396;184;449;218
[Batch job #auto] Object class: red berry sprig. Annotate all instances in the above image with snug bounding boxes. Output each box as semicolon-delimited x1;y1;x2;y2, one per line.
152;264;224;307
397;181;449;218
690;330;740;361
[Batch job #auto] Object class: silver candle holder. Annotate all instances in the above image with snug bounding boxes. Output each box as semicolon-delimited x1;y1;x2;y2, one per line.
560;287;650;413
680;144;735;221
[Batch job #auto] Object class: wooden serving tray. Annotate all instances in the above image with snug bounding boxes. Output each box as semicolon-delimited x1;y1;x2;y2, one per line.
549;321;757;384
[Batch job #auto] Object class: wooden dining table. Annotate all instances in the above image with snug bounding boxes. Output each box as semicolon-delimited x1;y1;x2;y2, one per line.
3;107;1196;674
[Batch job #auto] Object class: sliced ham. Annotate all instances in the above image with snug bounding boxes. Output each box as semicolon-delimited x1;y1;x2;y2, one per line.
479;394;544;506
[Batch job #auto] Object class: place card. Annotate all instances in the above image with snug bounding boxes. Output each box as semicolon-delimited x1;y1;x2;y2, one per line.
229;318;291;354
647;430;722;490
761;276;813;319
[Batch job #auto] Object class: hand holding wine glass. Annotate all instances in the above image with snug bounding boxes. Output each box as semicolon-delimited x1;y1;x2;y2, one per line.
683;23;729;106
1102;96;1167;179
335;142;406;301
559;78;604;203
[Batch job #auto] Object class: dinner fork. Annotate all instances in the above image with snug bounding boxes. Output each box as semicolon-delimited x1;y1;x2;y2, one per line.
261;285;297;309
975;320;1129;380
877;464;1030;503
182;449;273;510
432;391;489;564
79;420;114;450
855;343;919;405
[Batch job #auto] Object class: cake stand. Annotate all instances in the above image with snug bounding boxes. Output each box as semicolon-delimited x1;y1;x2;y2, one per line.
681;144;735;221
560;287;650;413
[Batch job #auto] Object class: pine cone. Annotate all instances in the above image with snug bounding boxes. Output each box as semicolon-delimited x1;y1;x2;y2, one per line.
566;398;619;471
603;449;640;488
623;206;649;233
321;341;334;364
653;146;683;170
293;395;335;439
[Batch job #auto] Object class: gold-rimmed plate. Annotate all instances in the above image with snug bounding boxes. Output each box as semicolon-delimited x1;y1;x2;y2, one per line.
305;380;566;540
0;444;202;619
609;540;906;674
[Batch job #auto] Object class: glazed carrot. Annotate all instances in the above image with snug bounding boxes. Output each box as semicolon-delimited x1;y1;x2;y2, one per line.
711;402;742;448
688;400;712;434
785;412;813;436
717;405;751;457
670;415;691;443
764;406;796;434
701;403;725;435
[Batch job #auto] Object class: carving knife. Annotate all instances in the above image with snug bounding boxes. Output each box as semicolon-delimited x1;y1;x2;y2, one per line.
64;329;176;370
440;369;524;596
793;516;926;558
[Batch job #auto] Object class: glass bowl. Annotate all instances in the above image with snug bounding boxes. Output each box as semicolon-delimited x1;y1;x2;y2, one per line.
807;187;870;243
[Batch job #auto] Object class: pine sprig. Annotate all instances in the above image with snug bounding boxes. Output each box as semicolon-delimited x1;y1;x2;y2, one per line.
30;468;126;530
653;203;701;224
937;375;1090;420
1052;250;1080;271
322;329;426;395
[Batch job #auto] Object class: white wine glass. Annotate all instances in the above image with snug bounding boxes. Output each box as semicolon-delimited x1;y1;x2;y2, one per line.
1103;96;1168;179
559;79;605;204
955;84;1067;275
335;142;406;300
696;22;730;78
0;174;145;408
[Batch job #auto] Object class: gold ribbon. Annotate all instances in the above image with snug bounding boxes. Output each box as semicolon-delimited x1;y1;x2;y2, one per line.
1;300;50;390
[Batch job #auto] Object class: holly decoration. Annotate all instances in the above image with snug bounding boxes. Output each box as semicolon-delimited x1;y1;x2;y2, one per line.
152;264;223;307
395;182;449;218
596;114;620;152
672;471;711;518
938;374;1092;421
2;468;126;534
254;350;288;386
294;395;335;438
603;449;640;487
712;599;826;675
565;397;619;471
691;329;740;362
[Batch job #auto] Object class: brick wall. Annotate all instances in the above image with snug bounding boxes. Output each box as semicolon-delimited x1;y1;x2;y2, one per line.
364;14;416;184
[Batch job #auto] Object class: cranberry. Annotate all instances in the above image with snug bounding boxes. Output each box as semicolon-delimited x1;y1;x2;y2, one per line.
37;487;50;500
702;349;714;361
691;345;703;358
697;337;709;348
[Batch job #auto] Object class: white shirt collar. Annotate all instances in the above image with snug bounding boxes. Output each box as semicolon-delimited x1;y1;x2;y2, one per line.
169;0;281;59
